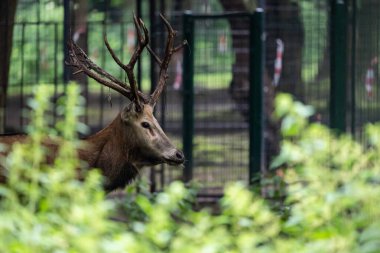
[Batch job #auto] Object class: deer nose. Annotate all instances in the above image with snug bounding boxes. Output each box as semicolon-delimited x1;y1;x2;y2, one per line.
175;150;185;162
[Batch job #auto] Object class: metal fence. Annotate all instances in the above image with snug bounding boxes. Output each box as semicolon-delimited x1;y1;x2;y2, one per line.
349;0;380;142
180;13;260;197
3;0;380;196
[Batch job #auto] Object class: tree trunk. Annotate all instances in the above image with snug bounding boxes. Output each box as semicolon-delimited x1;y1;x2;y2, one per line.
316;14;330;82
0;0;18;133
218;0;281;170
356;0;379;76
218;0;251;101
219;0;304;96
266;0;304;99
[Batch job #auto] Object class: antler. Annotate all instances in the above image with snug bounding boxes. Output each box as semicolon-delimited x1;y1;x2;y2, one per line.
66;14;150;109
104;14;150;111
148;14;187;106
66;14;185;109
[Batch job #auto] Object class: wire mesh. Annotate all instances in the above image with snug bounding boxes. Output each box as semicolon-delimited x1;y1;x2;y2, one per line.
348;0;380;143
266;1;330;124
187;15;250;195
5;0;380;196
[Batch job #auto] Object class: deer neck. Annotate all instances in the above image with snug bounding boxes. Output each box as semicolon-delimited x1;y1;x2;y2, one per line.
81;114;140;190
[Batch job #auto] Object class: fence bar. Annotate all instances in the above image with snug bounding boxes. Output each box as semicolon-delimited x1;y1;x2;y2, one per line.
249;9;265;185
159;0;166;191
53;23;58;124
330;0;348;132
136;0;142;88
63;0;70;84
149;0;157;94
20;23;25;128
99;21;106;126
182;12;194;182
149;0;158;192
183;12;251;19
350;0;357;135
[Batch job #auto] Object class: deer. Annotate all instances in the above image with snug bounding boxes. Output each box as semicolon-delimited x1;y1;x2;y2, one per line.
0;14;186;192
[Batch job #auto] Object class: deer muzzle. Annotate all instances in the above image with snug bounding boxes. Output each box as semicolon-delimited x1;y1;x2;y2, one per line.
163;149;185;165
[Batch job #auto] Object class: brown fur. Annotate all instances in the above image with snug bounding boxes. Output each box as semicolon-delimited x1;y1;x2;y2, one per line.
0;105;184;192
78;113;141;191
1;14;186;191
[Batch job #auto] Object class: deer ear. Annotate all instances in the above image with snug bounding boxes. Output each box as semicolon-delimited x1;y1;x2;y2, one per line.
121;103;141;122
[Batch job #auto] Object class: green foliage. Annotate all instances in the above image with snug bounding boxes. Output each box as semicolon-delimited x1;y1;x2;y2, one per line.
1;87;380;252
274;93;315;138
271;93;380;253
0;84;117;252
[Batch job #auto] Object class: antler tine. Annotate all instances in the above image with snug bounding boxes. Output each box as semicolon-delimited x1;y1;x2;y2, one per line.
66;39;149;103
149;14;187;106
67;40;130;97
72;41;126;88
125;14;150;111
104;34;129;75
131;15;148;108
147;45;162;66
103;14;149;111
147;39;187;65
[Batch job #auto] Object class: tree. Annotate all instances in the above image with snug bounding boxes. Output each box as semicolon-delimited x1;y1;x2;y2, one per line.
217;0;305;169
265;0;304;98
356;0;380;78
218;0;302;168
0;0;18;133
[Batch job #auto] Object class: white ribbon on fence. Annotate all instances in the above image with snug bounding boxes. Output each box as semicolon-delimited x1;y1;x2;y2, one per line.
273;39;284;86
365;57;378;98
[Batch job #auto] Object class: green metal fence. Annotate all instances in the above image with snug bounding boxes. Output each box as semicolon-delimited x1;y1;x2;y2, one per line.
179;11;265;196
349;0;380;142
177;0;380;196
330;0;348;132
5;0;380;197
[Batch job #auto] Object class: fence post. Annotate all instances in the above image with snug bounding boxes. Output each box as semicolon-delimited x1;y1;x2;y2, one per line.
63;0;70;84
350;0;357;135
182;12;194;182
136;0;142;88
330;0;348;133
249;9;265;185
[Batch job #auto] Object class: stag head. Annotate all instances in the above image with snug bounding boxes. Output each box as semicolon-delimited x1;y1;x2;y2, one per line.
66;14;186;168
120;103;184;166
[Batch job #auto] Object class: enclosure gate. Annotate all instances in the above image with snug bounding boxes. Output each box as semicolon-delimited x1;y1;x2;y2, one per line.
180;11;265;197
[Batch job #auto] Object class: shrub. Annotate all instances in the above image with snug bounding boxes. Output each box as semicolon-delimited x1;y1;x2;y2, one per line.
0;84;117;252
1;86;380;252
271;94;380;253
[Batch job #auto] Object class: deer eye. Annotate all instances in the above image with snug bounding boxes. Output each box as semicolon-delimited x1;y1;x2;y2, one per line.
141;122;150;129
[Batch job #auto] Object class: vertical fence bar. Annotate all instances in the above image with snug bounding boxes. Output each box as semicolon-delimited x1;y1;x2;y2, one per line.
350;0;357;135
136;0;142;89
182;12;194;182
99;21;106;126
149;0;157;94
84;20;90;126
119;22;125;107
149;0;157;192
63;0;70;84
36;0;41;84
249;9;265;185
53;23;58;124
159;0;166;190
20;23;25;129
330;0;348;132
